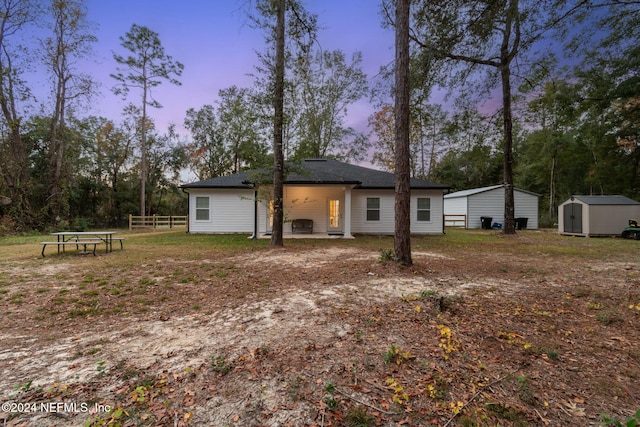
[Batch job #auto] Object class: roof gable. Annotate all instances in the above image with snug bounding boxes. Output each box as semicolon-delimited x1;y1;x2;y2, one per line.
181;159;450;190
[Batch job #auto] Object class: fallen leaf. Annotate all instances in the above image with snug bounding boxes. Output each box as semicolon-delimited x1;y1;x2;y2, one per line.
563;401;586;417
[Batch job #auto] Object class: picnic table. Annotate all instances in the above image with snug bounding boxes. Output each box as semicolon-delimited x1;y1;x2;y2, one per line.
41;231;123;257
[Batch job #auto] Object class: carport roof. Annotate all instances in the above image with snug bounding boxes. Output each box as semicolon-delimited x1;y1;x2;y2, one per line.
444;184;540;198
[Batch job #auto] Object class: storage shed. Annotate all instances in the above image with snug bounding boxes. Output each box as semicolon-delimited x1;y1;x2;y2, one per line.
558;195;640;237
444;184;540;229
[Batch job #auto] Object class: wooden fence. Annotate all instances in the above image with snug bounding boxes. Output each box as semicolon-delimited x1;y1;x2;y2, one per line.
444;214;467;228
129;215;188;231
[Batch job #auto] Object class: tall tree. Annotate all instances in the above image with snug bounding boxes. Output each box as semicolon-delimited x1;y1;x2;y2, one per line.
249;0;317;246
184;105;230;180
395;0;412;265
433;108;504;190
518;77;581;222
271;0;286;247
111;24;183;216
43;0;96;223
293;49;369;160
217;86;267;173
410;0;551;234
0;0;38;228
92;116;135;225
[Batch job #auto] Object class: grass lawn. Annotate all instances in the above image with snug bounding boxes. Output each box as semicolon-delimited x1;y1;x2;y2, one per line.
1;228;639;426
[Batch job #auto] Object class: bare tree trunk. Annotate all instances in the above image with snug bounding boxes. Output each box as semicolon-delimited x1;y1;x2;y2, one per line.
501;63;516;234
270;0;285;247
48;61;66;222
394;0;412;265
140;81;148;216
500;0;518;235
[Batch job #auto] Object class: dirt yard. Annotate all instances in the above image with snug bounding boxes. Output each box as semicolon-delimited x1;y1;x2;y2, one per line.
0;231;639;426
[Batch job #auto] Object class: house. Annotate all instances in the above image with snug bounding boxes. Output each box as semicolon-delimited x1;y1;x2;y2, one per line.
558;195;640;237
444;184;540;229
180;158;451;237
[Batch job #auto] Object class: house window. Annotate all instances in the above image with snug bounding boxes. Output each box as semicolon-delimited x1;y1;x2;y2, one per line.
417;197;431;221
195;196;210;221
366;198;380;221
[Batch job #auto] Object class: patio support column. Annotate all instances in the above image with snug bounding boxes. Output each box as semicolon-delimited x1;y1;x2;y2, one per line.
344;186;354;238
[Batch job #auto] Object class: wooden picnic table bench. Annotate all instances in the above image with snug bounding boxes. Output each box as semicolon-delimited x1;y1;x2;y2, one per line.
41;240;103;257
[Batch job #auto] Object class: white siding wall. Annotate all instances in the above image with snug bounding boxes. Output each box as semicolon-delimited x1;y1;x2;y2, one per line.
443;197;467;215
410;190;444;234
188;188;255;234
468;189;505;228
351;190;395;234
514;191;539;229
351;189;444;235
446;188;539;229
190;186;446;235
443;197;468;226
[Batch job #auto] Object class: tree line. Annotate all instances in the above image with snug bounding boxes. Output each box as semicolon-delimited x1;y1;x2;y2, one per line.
371;0;639;229
0;0;637;234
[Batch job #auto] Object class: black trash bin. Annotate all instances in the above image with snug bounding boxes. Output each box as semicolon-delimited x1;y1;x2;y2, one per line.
480;216;493;230
515;217;528;230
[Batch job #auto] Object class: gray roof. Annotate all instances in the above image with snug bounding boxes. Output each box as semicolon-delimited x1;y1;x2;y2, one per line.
571;195;640;205
444;184;540;199
181;159;451;190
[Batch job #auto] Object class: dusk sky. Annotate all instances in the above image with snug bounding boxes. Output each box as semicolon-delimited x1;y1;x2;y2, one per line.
74;0;394;139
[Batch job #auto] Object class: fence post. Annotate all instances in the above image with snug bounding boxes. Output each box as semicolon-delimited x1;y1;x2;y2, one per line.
129;214;132;231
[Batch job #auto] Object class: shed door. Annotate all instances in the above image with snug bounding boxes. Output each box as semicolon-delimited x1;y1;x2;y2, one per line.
563;203;582;233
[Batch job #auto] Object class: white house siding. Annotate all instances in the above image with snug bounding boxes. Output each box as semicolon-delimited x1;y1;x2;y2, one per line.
410;190;444;234
350;189;444;235
188;188;255;234
351;190;396;234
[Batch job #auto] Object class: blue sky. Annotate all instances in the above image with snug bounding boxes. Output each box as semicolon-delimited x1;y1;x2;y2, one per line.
79;0;394;137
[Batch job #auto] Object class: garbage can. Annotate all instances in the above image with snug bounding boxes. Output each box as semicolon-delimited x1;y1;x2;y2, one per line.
515;217;528;230
480;216;493;230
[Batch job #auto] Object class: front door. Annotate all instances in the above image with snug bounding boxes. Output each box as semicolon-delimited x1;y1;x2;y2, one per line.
563;203;582;233
328;199;342;234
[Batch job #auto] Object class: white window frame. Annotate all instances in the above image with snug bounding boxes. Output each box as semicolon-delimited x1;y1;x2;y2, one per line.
195;196;210;221
417;197;431;222
366;197;380;221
